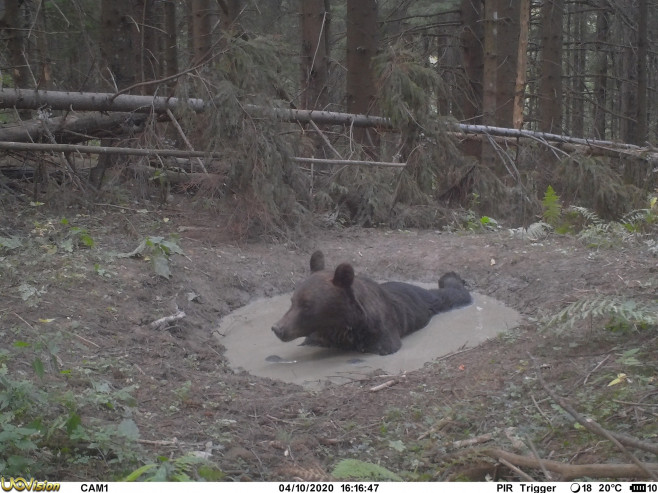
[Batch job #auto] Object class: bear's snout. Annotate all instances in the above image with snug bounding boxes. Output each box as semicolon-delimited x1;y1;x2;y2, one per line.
272;323;293;342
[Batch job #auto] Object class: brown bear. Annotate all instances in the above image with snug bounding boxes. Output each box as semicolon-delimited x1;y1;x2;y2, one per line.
271;251;472;355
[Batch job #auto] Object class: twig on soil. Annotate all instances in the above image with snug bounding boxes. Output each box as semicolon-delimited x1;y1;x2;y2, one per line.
138;438;179;446
13;312;36;331
452;433;494;449
498;457;535;481
68;331;100;348
526;436;553;480
530;392;552;426
418;416;453;440
483;448;658;480
434;346;478;362
369;379;398;392
584;354;611;385
149;310;186;330
95;203;150;212
613;399;658;408
529;352;658;480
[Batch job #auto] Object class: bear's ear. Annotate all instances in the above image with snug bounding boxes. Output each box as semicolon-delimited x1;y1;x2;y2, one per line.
332;263;354;289
310;250;325;272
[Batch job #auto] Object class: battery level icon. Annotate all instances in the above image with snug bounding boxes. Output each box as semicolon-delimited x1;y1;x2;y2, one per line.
630;485;646;492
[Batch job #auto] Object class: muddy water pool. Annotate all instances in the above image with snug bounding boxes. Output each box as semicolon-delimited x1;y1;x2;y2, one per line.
215;286;521;389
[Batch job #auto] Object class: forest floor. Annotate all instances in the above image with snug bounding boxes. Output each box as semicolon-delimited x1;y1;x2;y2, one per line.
1;198;657;482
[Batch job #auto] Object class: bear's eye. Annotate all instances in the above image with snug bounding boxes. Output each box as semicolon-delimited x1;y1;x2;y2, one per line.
299;299;312;311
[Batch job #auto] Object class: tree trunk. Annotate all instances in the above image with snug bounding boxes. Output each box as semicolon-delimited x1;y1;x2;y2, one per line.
513;0;530;130
620;44;636;143
495;0;519;128
191;0;212;64
346;0;379;157
635;0;648;145
570;4;586;138
139;0;160;91
100;0;136;90
593;2;609;140
538;0;563;133
163;0;179;94
4;0;32;119
481;0;498;169
459;0;483;124
0;113;148;143
219;0;243;34
300;0;330;110
95;0;138;188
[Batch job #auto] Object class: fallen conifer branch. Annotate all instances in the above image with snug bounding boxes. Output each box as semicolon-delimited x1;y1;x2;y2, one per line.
483;448;658;480
452;433;494;449
497;456;535;482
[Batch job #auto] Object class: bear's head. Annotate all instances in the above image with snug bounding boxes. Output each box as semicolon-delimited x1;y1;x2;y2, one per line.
271;251;357;342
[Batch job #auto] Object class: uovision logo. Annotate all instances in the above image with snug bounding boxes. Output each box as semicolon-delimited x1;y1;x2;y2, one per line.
0;478;60;492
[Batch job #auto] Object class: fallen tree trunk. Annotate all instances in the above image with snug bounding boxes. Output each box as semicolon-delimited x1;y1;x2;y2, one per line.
0;113;148;143
0;141;406;167
449;131;658;161
483;448;658;481
0;88;391;128
1;88;656;161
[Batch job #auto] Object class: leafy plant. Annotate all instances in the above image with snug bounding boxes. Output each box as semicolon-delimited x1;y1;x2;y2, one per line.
0;333;142;476
123;454;224;482
60;218;95;251
567;206;635;247
0;236;23;251
118;235;184;279
545;295;657;332
542;185;563;227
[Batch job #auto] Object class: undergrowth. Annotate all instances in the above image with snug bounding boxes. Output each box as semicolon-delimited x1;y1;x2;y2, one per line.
0;330;144;477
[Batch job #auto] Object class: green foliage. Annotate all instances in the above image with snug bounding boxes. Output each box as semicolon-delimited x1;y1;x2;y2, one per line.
123;455;224;482
60;218;95;251
555;155;643;220
118;235;184;279
568;206;635;247
0;333;142;476
373;44;440;128
542;185;563;227
332;459;403;482
176;35;310;239
546;295;657;332
461;210;499;231
0;235;23;251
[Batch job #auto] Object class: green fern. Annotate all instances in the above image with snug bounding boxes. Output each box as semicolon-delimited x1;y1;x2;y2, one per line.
545;295;657;331
123;454;224;482
568;206;636;246
542;185;562;227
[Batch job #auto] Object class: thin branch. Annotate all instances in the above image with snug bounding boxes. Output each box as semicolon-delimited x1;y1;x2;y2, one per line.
165;108;208;174
530;353;658;480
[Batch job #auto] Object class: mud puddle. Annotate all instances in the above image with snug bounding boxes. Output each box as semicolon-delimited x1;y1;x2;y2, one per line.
215;286;521;389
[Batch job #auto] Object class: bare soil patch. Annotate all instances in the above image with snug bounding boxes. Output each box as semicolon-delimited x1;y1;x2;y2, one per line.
1;201;656;481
